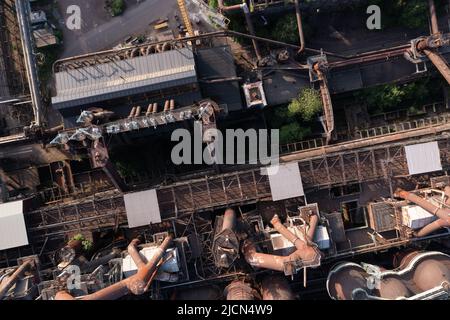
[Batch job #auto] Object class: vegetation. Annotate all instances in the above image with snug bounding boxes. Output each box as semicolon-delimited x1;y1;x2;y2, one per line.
71;234;93;251
288;88;323;121
209;0;219;9
266;88;322;145
354;78;445;114
370;0;428;29
107;0;126;17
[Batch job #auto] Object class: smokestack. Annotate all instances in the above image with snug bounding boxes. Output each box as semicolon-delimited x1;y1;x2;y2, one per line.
152;103;158;114
146;103;153;116
169;99;175;111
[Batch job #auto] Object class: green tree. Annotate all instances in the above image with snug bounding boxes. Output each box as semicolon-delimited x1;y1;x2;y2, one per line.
279;123;311;145
110;0;125;16
288;88;322;121
272;15;299;44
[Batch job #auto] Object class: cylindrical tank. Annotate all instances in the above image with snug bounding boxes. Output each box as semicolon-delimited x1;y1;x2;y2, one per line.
377;277;411;299
261;275;295;300
413;259;450;292
224;280;254;300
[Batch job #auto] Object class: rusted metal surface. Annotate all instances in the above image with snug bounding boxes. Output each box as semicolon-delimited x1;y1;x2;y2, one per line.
327;251;450;300
395;189;450;237
261;275;295;300
56;235;173;300
242;215;321;275
0;259;32;299
224;280;255;300
423;49;450;85
428;0;439;35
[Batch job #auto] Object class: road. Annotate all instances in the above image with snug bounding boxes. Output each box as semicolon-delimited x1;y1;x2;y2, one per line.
58;0;178;59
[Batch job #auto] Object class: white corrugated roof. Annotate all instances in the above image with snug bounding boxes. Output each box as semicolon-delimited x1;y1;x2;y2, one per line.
124;189;162;228
0;200;29;251
405;141;442;175
266;163;305;201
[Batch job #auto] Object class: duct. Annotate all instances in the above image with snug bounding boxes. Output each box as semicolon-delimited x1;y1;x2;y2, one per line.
423;49;450;85
134;106;142;118
307;214;319;241
0;260;32;299
55;235;173;300
212;208;239;268
261;275;295;300
242;215;321;275
327;251;450;300
128;107;137;119
294;0;305;54
395;189;450;237
146;104;153;116
224;280;255;300
428;0;439;35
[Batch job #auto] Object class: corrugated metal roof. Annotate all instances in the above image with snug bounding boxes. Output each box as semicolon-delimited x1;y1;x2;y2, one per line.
52;48;197;109
405;141;443;175
0;200;29;251
267;163;305;201
124;189;162;228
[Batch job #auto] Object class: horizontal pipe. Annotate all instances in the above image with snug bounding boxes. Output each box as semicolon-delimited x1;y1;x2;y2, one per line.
55;235;173;300
0;260;32;299
395;189;450;221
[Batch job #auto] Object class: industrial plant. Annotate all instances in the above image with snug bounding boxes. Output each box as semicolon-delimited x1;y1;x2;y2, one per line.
1;0;450;303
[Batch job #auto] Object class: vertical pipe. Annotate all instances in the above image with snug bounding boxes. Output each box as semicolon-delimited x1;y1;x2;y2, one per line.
134;106;142;117
294;0;305;53
164;100;170;112
241;3;262;61
128;107;136;118
152;103;158;114
15;0;43;127
146;103;153;116
221;208;236;231
169;99;175;111
429;0;440;35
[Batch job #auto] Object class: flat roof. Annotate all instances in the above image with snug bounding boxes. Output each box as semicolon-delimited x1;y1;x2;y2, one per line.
52;48;197;109
0;200;29;251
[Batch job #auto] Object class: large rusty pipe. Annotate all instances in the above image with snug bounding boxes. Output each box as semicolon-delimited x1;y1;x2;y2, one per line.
271;215;306;250
222;208;236;231
395;189;450;221
55;235;173;300
294;0;305;53
416;219;450;237
429;0;440;35
444;186;450;204
423;49;450;85
307;214;319;242
217;0;242;12
241;3;262;61
0;260;32;299
127;238;146;269
217;1;262;61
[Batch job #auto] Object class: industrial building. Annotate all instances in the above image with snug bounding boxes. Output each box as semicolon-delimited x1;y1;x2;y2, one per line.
1;0;450;302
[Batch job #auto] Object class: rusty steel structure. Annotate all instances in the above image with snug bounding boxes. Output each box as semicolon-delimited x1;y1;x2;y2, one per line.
327;251;450;300
55;235;173;300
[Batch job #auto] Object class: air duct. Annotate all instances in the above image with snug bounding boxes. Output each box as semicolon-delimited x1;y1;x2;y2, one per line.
242;215;321;275
395;188;450;237
55;235;173;300
327;251;450;300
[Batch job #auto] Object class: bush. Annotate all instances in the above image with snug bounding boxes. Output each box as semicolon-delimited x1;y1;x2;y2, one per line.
279;123;311;145
110;0;125;17
288;88;322;121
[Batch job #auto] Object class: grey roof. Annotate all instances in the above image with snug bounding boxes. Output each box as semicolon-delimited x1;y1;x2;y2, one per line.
52;48;197;109
0;200;29;251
